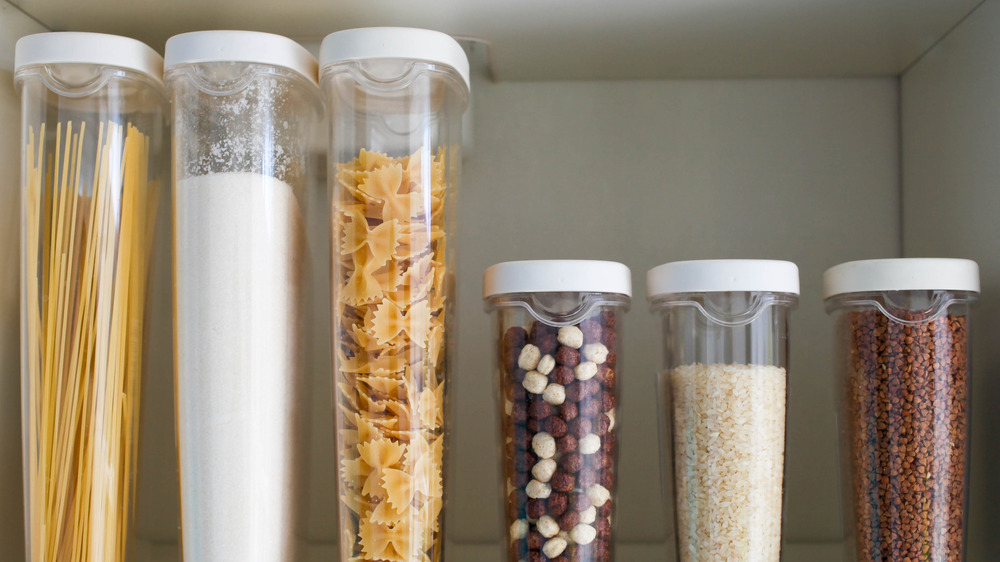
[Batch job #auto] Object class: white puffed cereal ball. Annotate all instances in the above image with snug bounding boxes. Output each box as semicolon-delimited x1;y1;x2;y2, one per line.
537;515;560;538
580;505;597;524
582;342;609;364
518;344;541;370
570;524;597;545
526;479;552;499
557;326;584;349
532;458;557;483
537;354;555;375
575;361;598;381
579;434;601;455
523;371;548;394
543;383;566;405
607;409;616;431
587;484;611;507
532;432;556;459
542;537;568;558
510;519;529;540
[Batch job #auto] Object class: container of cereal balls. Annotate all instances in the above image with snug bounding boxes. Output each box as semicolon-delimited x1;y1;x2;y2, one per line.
824;258;979;562
484;260;631;562
647;259;799;562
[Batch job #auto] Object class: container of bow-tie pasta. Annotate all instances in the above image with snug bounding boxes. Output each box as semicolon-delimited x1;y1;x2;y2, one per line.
320;27;470;562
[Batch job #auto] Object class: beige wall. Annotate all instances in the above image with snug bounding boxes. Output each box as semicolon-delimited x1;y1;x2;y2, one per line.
0;69;24;560
449;77;899;546
0;71;902;554
901;1;1000;558
132;76;902;549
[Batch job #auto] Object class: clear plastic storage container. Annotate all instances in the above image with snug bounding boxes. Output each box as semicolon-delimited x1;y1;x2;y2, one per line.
15;32;169;562
824;258;979;562
648;259;799;562
165;31;321;562
484;260;632;562
321;27;470;562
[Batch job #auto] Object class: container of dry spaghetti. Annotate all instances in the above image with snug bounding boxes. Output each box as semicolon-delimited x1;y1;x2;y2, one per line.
648;260;799;562
15;32;168;562
320;28;469;561
824;258;979;562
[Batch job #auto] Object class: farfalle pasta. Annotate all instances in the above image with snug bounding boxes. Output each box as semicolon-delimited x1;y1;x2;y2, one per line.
334;147;450;562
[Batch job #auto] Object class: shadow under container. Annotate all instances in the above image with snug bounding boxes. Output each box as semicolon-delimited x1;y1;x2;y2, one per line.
321;27;470;562
824;258;979;562
647;259;799;562
484;260;632;562
15;32;169;561
165;31;322;562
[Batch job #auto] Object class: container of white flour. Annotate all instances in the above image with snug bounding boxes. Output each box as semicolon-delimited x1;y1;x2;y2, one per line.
165;31;321;562
647;260;799;562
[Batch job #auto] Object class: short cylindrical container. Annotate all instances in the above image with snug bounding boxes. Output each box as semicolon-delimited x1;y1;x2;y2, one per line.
824;258;979;562
484;260;632;562
321;27;470;562
648;259;799;562
165;31;321;561
15;32;168;561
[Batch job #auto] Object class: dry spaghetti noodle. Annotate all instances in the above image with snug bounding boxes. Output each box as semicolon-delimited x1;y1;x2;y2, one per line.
23;120;157;562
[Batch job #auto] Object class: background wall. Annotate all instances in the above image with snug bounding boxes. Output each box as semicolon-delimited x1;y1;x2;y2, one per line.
901;1;1000;558
449;77;900;549
0;68;25;561
0;24;912;561
128;77;904;552
0;68;901;555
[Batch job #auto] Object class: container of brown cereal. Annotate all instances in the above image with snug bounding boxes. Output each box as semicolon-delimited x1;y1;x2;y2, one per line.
485;260;631;562
648;259;799;562
824;258;979;562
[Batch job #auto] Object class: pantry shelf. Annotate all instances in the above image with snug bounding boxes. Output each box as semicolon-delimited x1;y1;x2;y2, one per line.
3;0;984;80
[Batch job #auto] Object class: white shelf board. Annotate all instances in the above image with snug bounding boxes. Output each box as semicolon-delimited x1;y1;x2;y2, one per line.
0;1;46;70
7;0;984;80
135;539;846;561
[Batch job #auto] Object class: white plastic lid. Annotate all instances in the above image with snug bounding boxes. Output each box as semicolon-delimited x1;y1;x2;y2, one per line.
15;32;163;84
483;260;632;299
647;259;800;297
165;31;318;86
823;258;980;298
320;27;470;92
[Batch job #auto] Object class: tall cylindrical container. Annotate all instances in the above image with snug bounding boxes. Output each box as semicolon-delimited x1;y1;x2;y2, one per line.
165;31;321;561
824;258;979;562
321;27;469;561
648;260;799;562
15;32;168;561
485;260;632;562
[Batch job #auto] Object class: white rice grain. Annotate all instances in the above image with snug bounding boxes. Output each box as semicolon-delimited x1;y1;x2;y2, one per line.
666;363;786;562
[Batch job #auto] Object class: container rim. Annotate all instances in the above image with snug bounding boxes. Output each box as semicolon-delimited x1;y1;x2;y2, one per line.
647;259;800;297
483;260;632;299
15;32;164;85
319;27;470;92
164;30;319;86
823;258;980;298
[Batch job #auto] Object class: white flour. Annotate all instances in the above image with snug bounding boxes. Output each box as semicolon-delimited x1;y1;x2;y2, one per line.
175;172;304;562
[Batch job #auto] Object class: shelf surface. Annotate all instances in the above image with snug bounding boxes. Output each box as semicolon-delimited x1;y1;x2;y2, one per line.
7;0;984;80
134;539;846;561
